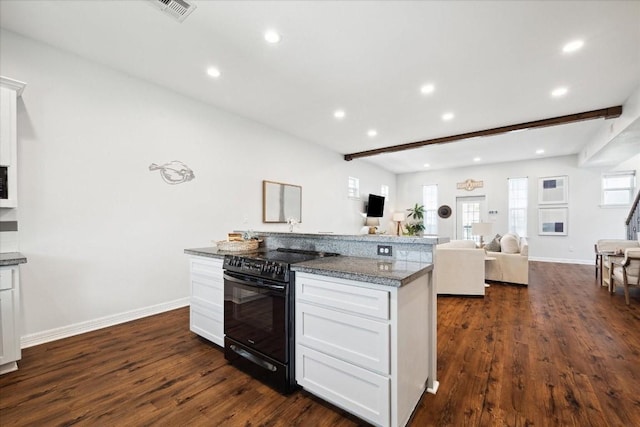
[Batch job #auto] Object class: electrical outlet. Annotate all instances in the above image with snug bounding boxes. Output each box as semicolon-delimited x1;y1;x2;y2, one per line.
377;245;393;256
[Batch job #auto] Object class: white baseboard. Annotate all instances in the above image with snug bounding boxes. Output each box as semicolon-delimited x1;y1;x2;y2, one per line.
529;257;593;265
20;297;190;349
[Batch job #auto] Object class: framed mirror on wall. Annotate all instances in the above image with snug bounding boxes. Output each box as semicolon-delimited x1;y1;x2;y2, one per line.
263;180;302;223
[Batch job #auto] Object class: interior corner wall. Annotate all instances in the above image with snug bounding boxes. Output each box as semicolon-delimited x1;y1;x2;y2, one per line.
0;30;396;338
397;154;640;264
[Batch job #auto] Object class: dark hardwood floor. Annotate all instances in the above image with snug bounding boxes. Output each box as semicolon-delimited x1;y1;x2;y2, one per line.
1;262;639;426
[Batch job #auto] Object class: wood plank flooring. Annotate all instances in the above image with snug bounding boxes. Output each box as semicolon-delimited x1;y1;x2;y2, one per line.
1;261;639;426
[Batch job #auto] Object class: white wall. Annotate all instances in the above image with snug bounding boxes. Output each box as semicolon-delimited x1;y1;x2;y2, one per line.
397;154;640;264
0;30;396;339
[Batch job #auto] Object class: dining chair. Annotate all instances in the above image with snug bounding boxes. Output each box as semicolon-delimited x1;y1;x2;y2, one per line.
609;248;640;305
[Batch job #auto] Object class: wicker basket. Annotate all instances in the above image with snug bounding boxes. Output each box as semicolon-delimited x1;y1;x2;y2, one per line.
215;239;260;252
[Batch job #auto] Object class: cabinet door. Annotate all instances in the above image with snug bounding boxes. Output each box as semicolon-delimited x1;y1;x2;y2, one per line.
0;289;17;366
0;86;14;166
297;301;390;374
297;345;390;427
189;257;224;346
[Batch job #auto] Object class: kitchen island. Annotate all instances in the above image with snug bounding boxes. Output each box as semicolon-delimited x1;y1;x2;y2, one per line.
184;246;437;427
291;256;436;427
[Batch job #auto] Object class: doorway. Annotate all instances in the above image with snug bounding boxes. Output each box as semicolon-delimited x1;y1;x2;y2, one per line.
456;196;486;241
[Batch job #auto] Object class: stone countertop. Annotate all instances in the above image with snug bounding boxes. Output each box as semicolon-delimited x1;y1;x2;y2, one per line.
184;247;432;287
184;247;261;259
0;252;27;266
250;231;445;245
292;256;432;287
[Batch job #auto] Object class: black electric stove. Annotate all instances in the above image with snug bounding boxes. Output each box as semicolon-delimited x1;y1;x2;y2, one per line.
222;248;339;393
223;248;339;282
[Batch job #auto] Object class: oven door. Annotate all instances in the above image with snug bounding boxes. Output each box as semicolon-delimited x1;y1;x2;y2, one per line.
223;271;288;362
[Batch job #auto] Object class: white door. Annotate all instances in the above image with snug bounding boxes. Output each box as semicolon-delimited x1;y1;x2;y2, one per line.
455;196;486;242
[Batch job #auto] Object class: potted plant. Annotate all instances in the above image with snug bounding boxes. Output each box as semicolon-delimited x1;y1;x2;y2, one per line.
404;203;425;236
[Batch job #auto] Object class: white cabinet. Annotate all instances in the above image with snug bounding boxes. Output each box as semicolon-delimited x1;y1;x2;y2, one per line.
295;272;436;427
0;77;26;208
189;256;224;346
0;266;21;374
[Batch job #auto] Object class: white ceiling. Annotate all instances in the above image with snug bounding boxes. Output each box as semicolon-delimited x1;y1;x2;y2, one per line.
1;0;639;173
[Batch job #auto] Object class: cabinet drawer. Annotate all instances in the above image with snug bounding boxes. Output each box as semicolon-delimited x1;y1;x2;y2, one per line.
0;269;14;291
191;274;223;306
190;303;223;347
296;345;390;427
296;274;389;320
190;257;223;278
297;302;389;374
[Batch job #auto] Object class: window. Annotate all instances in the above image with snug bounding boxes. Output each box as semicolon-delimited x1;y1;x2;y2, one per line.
508;177;528;236
602;171;635;206
423;184;438;235
348;176;360;199
380;185;389;198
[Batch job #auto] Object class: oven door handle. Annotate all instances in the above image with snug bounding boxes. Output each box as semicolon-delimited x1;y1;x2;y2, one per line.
223;272;286;292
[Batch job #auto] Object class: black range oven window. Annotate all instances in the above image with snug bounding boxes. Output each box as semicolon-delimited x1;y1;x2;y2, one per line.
0;166;7;199
224;271;287;363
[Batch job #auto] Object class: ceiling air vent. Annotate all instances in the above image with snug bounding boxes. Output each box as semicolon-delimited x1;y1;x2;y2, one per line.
148;0;197;23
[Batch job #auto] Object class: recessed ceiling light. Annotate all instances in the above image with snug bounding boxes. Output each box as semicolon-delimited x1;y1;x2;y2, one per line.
206;67;221;78
420;84;435;95
473;157;481;162
423;163;430;168
334;110;345;119
562;39;584;53
551;87;568;97
367;129;378;137
442;112;454;121
264;30;281;44
536;149;545;155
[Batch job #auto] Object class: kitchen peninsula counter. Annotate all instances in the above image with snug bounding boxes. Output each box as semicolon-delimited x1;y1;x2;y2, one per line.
292;256;431;287
184;247;431;287
0;252;27;266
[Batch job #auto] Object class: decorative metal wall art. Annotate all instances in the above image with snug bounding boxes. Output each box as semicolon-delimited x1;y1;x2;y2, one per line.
149;161;195;185
457;179;484;191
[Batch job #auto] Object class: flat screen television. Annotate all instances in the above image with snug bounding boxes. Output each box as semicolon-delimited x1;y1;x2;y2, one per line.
366;194;385;217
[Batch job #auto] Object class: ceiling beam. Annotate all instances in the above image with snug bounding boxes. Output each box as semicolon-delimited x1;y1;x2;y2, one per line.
344;105;623;161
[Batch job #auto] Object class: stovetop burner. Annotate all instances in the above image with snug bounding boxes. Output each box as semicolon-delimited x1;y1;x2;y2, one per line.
223;248;340;282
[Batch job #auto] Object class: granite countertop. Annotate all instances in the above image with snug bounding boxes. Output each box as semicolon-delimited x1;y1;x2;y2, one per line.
185;247;433;287
292;256;432;287
0;252;27;266
250;231;445;244
184;247;260;259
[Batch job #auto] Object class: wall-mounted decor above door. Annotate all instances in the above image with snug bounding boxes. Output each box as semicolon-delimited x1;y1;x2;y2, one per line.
457;179;484;191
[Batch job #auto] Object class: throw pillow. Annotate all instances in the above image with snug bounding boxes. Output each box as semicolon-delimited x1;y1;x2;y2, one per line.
484;234;502;252
501;233;520;254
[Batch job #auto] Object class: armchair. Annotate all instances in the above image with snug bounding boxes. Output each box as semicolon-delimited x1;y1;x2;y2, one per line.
609;248;640;305
434;240;485;296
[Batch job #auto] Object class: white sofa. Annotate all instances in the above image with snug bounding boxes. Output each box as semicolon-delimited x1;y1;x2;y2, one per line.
484;234;529;285
435;240;486;296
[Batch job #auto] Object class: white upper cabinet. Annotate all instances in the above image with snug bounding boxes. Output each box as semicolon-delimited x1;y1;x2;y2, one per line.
0;77;26;208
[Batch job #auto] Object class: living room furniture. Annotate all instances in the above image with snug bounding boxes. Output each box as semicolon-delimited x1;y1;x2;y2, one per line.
596;239;640;287
435;240;485;296
472;222;492;247
609;248;640;305
484;234;529;285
